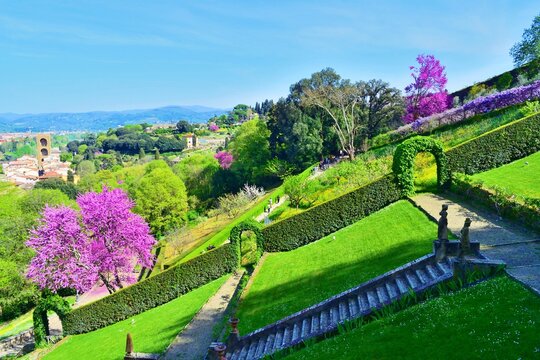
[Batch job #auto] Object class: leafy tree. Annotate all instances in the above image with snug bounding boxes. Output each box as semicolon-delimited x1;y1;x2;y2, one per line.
176;120;192;133
301;68;368;160
510;14;540;67
154;148;160;160
18;189;72;215
133;167;188;237
228;119;271;183
77;160;96;178
34;178;79;200
0;259;26;298
138;148;146;160
267;99;323;169
403;54;450;123
67;170;74;183
173;152;220;201
283;174;317;208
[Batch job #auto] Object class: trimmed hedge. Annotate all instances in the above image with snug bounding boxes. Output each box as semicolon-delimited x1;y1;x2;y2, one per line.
392;136;449;196
446;112;540;174
33;293;70;347
261;175;401;252
452;173;540;233
63;243;238;334
230;220;264;265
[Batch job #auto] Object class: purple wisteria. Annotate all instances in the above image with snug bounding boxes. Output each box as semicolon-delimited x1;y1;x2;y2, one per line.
26;187;156;294
392;80;540;139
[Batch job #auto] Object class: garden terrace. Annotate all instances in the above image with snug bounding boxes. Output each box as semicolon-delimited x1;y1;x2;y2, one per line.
281;276;540;359
235;201;438;334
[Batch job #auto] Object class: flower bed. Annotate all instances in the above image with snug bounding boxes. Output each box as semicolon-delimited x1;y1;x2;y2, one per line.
386;80;540;144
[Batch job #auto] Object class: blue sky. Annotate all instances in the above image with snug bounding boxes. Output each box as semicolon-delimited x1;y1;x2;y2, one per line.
0;0;537;113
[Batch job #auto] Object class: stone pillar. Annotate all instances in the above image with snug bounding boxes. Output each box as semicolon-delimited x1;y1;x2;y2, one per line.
124;333;133;360
227;317;240;348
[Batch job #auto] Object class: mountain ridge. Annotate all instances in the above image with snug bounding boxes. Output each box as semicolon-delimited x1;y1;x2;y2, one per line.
0;105;229;132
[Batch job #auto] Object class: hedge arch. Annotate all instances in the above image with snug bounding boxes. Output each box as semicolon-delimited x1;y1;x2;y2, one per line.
33;293;71;347
392;136;450;196
230;220;264;266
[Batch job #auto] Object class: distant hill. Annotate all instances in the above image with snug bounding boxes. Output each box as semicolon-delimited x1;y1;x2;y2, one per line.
0;105;229;132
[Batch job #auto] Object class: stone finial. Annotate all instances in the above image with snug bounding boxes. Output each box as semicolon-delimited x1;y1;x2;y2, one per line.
214;343;227;360
227;317;240;348
459;218;472;258
437;204;449;241
126;333;133;354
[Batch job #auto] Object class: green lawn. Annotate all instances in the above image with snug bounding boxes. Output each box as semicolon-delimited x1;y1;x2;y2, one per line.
284;276;540;360
472;150;540;199
235;200;438;334
43;276;228;360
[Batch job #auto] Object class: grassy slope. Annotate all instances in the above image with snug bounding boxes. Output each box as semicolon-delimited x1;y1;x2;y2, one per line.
43;276;228;360
472;150;540;199
284;276;540;360
179;186;285;263
235;201;438;334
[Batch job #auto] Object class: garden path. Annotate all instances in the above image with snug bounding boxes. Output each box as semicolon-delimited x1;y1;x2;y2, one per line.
255;195;288;222
412;193;540;295
161;271;244;360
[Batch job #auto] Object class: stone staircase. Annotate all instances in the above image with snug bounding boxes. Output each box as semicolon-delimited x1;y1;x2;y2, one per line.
219;241;503;360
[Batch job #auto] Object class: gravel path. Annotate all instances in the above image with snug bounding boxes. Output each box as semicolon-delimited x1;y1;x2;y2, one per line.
412;193;540;295
161;272;244;360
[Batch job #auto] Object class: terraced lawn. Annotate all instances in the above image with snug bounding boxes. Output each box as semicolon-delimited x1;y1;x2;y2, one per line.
284;276;540;360
235;200;439;334
472;150;540;199
43;276;228;360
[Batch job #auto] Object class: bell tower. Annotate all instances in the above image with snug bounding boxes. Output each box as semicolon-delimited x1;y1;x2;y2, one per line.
36;133;51;169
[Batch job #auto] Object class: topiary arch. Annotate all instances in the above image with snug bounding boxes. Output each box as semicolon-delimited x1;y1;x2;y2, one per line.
33;292;71;347
392;136;450;196
230;220;264;266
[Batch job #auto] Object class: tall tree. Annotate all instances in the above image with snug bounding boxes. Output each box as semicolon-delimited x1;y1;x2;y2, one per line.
510;14;540;67
403;54;450;123
300;68;364;160
133;167;188;237
176;120;191;133
228;119;271;183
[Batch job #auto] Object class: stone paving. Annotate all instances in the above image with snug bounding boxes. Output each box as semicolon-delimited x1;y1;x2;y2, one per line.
161;271;244;360
412;193;540;295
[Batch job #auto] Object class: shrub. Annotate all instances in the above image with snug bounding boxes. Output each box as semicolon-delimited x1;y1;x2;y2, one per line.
262;175;401;252
446;112;540;174
0;289;39;321
496;73;514;91
230;220;264;266
62;244;238;334
451;173;540;232
392;136;449;196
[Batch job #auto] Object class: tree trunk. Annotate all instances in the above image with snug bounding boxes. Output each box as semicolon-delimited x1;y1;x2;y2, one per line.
99;274;116;294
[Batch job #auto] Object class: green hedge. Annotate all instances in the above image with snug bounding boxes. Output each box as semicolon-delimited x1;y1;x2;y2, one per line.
392;136;449;196
63;244;238;334
451;173;540;233
261;175;401;252
33;293;70;347
446;113;540;174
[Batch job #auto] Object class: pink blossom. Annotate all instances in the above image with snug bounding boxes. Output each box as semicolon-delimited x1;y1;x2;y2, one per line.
403;54;450;123
214;151;233;169
26;188;156;294
209;123;220;132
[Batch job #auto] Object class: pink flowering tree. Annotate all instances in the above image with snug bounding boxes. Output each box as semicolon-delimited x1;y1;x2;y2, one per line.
214;151;234;169
26;206;97;293
403;54;451;123
26;187;156;294
209;123;220;132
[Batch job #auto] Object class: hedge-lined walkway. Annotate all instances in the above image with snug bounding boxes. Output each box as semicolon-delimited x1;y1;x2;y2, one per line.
412;193;540;295
161;271;244;360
